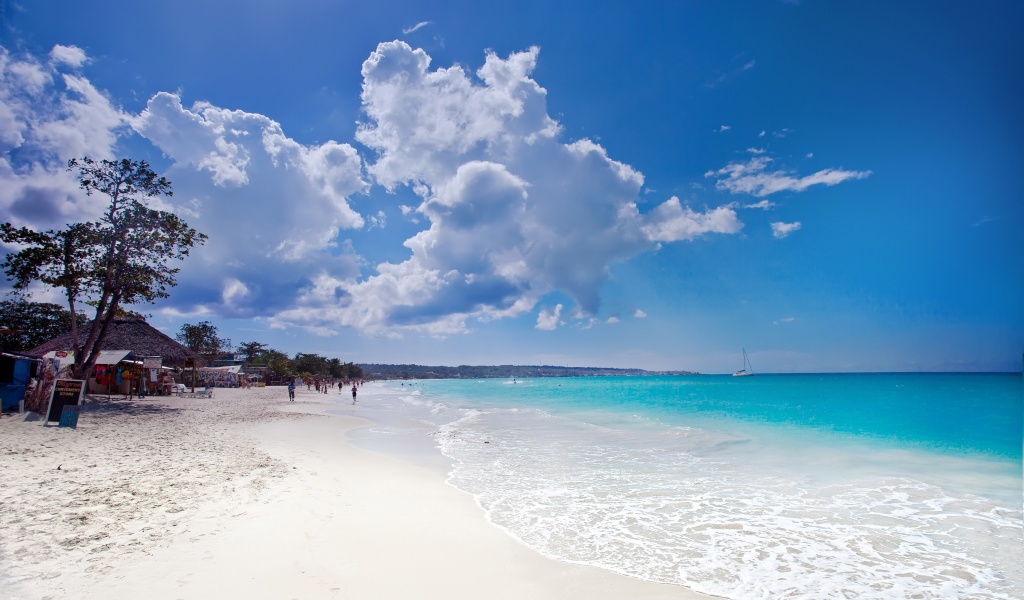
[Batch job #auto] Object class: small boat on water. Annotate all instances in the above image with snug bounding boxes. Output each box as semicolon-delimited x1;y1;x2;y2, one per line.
733;348;755;377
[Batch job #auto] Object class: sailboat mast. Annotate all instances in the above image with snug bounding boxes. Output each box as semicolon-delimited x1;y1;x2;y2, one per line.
733;348;754;377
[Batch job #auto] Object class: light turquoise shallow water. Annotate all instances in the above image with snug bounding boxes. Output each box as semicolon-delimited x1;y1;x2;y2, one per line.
346;374;1023;599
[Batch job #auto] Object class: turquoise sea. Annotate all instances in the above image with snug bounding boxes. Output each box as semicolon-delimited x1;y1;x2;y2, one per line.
345;373;1023;599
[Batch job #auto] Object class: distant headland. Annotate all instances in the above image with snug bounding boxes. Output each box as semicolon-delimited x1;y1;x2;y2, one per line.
357;364;699;379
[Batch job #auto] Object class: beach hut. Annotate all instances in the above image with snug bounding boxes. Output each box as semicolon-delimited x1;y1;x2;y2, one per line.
26;317;200;396
27;317;198;366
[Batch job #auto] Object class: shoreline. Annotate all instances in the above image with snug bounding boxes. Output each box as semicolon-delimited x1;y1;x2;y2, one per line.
0;384;714;599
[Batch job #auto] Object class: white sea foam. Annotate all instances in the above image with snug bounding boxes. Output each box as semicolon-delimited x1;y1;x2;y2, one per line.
433;406;1023;599
400;393;449;414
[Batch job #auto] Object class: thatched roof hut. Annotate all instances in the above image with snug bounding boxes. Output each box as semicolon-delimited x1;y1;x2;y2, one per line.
26;317;199;367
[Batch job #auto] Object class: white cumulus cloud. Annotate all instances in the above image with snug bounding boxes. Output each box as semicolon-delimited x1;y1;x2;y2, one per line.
744;199;776;210
49;45;88;68
641;197;743;242
536;304;564;330
0;46;128;231
130;91;369;318
771;221;802;239
1;42;746;338
0;45;370;321
295;41;743;336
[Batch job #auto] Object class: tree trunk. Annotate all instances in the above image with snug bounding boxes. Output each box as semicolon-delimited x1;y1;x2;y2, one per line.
67;292;80;367
72;292;121;381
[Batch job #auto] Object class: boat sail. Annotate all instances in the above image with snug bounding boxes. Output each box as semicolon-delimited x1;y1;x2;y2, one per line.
732;348;754;377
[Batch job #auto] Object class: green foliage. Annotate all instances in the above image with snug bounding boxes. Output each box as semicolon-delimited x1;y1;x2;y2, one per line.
235;341;268;365
70;157;207;308
339;362;363;380
0;299;87;352
276;352;363;380
264;349;292;379
292;353;329;377
0;222;96;301
83;299;149;319
176;321;231;362
0;157;206;379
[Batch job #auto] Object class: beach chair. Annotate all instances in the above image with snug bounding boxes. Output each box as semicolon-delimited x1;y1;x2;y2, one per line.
190;387;214;399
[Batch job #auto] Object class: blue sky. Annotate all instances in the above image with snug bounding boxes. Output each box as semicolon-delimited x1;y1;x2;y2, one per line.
0;0;1021;373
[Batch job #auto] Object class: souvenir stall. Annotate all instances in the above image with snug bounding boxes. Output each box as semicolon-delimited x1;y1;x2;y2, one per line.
22;352;74;414
106;360;179;398
39;350;184;399
92;359;145;397
24;317;201;409
87;350;134;395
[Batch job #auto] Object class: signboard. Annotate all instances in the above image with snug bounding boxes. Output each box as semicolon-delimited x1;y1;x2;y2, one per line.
45;379;86;424
58;405;81;428
143;357;162;369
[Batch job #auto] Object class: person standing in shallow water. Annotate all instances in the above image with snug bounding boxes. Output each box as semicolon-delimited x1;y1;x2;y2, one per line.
287;380;295;401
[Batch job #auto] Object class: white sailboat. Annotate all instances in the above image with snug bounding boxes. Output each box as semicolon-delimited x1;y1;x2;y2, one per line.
732;348;754;377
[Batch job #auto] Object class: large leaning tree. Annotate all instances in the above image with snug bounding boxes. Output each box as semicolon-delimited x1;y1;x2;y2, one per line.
0;157;207;380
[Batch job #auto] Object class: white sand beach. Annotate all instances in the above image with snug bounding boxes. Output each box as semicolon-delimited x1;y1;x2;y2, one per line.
0;385;713;600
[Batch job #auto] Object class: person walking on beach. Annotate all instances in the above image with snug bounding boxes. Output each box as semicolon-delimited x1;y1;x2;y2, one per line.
351;384;357;403
287;380;295;401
